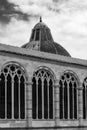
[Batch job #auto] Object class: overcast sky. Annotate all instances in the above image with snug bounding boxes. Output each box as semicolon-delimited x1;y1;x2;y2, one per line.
0;0;87;60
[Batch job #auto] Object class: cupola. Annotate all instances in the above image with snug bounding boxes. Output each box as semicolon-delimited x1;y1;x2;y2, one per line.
30;17;53;43
22;17;71;57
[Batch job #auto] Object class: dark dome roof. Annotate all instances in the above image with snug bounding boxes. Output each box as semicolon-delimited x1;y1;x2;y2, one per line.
34;21;49;29
22;18;71;57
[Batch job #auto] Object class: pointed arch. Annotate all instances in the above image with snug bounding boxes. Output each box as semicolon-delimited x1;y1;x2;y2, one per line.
59;70;79;119
0;62;27;119
32;66;55;119
32;66;56;81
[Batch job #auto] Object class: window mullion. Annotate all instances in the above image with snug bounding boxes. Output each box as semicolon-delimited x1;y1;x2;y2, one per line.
52;79;54;119
83;85;84;119
72;82;74;119
19;77;20;119
76;82;78;119
63;82;64;119
42;78;44;119
48;79;49;119
67;82;70;119
12;76;14;119
5;76;7;119
36;78;38;119
83;85;87;118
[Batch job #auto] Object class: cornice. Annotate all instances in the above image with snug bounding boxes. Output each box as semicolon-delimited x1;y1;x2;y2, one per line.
0;43;87;68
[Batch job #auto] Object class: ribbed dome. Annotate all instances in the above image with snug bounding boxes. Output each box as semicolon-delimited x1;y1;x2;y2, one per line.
34;20;49;30
22;18;71;57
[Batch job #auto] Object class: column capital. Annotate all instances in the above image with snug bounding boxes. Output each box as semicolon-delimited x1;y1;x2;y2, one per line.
77;81;83;90
25;81;32;85
54;79;59;87
77;87;83;90
25;76;33;85
79;81;83;86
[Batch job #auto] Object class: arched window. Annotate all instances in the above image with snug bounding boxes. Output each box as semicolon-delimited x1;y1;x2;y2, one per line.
83;77;87;119
32;69;54;119
0;63;26;119
59;72;78;119
35;29;40;41
31;29;35;40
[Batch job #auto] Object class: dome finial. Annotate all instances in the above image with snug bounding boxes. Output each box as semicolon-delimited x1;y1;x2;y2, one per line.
40;16;42;22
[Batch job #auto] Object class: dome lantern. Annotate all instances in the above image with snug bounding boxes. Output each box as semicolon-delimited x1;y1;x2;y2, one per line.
40;16;42;22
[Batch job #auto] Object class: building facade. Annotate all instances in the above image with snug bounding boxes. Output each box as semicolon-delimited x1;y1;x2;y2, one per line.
0;19;87;130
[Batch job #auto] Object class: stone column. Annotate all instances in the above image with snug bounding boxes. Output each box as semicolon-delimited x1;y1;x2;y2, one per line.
26;77;32;128
77;82;83;125
54;79;60;126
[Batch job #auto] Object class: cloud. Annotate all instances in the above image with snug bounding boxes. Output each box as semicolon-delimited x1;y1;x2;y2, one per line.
0;18;31;46
52;11;87;59
0;0;15;24
0;0;30;24
7;0;87;21
8;0;53;17
0;0;87;60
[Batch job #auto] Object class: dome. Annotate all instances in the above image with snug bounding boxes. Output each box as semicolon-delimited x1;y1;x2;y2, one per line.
22;17;71;57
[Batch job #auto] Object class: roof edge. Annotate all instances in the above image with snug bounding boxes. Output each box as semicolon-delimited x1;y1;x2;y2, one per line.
0;43;86;68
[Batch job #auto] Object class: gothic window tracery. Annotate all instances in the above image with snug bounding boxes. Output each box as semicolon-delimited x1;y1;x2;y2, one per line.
32;69;54;119
0;64;26;119
59;72;78;119
83;77;87;119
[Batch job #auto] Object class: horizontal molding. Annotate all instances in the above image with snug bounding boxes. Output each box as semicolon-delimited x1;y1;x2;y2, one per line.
0;43;87;69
